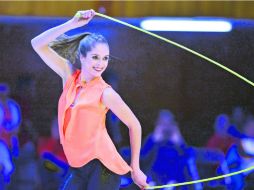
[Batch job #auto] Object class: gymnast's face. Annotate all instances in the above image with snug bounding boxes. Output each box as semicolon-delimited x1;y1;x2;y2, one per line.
80;43;110;78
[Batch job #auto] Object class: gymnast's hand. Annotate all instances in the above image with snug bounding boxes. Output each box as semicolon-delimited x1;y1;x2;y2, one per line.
131;167;149;189
68;9;95;28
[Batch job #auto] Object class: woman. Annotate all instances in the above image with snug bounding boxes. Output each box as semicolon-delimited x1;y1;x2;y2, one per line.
31;9;148;190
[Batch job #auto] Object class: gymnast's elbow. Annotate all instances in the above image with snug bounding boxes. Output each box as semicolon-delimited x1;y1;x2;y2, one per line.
127;119;142;132
31;38;47;50
31;38;39;49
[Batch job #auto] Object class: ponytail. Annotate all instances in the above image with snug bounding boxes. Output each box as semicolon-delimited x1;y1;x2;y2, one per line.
48;32;91;67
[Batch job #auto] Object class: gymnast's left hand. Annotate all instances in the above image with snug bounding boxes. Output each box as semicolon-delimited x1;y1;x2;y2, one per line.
131;167;149;189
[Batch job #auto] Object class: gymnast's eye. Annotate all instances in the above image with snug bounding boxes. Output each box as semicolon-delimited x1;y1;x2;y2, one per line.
92;55;99;60
103;56;109;61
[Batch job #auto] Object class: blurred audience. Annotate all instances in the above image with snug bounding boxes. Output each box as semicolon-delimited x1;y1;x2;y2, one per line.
225;117;254;190
0;83;21;156
37;116;67;163
206;113;237;154
230;106;246;132
227;106;248;139
0;82;21;189
0;140;14;190
140;109;202;190
8;119;41;190
37;116;69;190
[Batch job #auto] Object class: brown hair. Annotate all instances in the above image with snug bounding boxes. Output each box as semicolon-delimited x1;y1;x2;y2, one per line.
48;32;109;68
49;32;90;66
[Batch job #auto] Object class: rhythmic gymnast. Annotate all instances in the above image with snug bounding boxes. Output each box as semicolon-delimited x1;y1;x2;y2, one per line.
31;9;148;190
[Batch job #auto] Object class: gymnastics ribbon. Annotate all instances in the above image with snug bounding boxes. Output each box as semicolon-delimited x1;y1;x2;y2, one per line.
75;12;254;189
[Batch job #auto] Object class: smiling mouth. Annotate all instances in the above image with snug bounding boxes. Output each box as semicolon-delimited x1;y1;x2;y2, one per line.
93;67;103;72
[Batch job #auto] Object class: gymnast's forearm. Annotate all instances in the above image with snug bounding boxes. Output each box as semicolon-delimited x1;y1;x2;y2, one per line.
129;121;142;170
31;20;75;48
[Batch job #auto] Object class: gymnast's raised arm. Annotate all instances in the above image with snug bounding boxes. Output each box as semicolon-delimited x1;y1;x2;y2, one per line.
30;9;95;86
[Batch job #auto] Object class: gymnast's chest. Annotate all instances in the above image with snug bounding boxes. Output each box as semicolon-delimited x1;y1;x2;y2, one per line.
68;86;104;110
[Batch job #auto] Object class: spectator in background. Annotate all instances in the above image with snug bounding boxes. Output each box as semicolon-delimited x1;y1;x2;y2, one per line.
206;113;237;154
8;119;41;190
37;116;69;190
240;117;254;169
140;109;202;190
0;82;21;157
204;113;243;189
223;116;254;190
227;106;247;139
231;106;246;131
0;140;14;190
37;116;67;163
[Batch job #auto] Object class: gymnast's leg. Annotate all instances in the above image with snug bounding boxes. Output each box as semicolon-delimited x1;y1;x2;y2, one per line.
87;159;121;190
59;167;88;190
